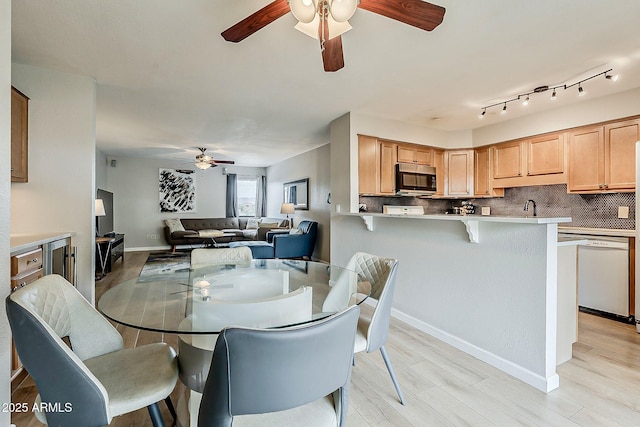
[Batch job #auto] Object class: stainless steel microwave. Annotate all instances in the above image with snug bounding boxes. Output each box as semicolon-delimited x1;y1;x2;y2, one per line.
395;163;437;196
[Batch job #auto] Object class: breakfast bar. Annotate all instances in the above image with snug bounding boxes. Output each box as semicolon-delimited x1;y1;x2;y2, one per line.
331;212;571;392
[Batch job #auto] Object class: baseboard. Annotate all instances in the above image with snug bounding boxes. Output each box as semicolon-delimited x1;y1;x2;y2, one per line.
390;307;559;393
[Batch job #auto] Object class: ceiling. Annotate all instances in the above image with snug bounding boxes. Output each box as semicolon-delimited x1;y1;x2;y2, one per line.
11;0;640;167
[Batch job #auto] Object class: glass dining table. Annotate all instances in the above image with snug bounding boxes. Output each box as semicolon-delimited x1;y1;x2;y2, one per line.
98;258;369;427
98;258;370;335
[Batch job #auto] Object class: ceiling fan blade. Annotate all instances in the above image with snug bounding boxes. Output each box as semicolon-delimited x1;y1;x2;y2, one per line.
211;160;235;165
358;0;445;31
221;0;291;42
322;36;345;72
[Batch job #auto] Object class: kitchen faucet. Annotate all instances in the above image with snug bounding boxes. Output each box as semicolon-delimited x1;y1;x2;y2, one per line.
524;199;537;217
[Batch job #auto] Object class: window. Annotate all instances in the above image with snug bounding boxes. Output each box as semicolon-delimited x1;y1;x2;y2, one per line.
237;177;257;217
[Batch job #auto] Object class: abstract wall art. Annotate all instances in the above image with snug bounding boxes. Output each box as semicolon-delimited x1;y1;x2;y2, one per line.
159;168;196;212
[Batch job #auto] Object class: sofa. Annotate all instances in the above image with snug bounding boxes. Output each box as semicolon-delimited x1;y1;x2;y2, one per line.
229;220;318;260
164;217;289;251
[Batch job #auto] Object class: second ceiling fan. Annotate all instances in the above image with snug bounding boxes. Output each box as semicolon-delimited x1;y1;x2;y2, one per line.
221;0;446;72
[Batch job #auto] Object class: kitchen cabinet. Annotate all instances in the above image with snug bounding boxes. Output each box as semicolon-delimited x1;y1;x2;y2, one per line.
445;150;473;197
358;135;378;195
397;144;433;165
379;140;397;194
474;146;504;198
357;135;397;196
527;132;565;176
568;119;638;193
493;140;523;179
11;86;29;183
433;149;445;197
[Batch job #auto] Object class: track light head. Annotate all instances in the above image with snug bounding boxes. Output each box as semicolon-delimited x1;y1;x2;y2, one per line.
551;89;557;100
522;95;529;106
479;109;486;119
578;85;585;96
501;103;507;114
605;73;619;81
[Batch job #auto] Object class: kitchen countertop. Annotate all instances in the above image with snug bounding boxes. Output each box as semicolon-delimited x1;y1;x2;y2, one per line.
10;232;75;255
342;212;572;224
558;226;635;238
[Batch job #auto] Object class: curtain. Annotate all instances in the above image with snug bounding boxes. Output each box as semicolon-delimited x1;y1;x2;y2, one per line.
226;173;237;217
256;175;267;217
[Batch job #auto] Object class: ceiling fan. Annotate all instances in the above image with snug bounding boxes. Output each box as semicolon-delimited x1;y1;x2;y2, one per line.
221;0;446;72
194;147;235;170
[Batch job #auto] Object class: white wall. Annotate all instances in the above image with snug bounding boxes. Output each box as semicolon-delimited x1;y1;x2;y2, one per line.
331;215;559;391
105;155;265;250
267;144;331;261
11;64;97;303
96;148;108;191
473;88;640;146
0;2;12;423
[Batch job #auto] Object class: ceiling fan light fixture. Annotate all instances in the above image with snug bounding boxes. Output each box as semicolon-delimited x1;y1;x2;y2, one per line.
290;0;317;23
195;161;212;170
329;0;359;22
294;14;352;40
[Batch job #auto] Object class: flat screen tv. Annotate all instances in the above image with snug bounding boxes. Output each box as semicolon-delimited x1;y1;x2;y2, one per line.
96;189;115;237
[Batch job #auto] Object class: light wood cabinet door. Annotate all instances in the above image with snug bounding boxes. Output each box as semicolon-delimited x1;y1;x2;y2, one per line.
604;119;638;191
433;149;445;197
397;144;433;165
568;126;604;192
474;147;490;196
493;140;523;179
11;87;29;183
379;141;397;194
528;133;565;176
358;135;379;195
446;150;473;197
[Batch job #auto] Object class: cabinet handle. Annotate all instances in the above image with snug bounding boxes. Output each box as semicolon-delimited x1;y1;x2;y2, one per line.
28;258;38;264
598;184;603;189
604;184;609;188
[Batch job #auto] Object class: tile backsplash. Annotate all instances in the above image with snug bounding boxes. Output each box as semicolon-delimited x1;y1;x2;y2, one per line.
359;184;635;230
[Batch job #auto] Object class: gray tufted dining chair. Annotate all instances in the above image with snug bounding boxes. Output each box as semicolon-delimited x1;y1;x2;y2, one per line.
6;274;178;426
197;305;360;427
347;252;405;405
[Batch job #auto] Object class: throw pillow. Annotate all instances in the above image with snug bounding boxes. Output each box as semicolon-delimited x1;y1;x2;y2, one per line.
165;219;185;233
289;228;303;235
258;222;278;229
246;218;261;230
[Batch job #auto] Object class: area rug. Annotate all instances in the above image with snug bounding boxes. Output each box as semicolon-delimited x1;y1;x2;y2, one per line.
138;251;191;282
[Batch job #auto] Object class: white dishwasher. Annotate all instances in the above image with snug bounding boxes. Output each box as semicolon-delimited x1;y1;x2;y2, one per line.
571;235;630;318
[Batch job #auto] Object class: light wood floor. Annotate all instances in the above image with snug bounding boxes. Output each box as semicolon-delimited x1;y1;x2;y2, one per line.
11;251;640;426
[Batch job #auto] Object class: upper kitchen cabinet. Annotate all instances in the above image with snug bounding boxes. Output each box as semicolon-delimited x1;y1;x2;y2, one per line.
493;140;523;179
568;118;638;193
433;149;445;197
11;86;29;183
444;149;473;197
397;144;433;165
357;135;397;196
474;146;504;198
527;132;565;176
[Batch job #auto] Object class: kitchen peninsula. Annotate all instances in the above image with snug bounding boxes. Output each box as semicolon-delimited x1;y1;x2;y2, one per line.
331;212;571;392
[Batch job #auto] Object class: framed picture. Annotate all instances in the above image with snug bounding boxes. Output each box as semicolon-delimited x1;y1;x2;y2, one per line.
159;168;196;212
283;178;309;210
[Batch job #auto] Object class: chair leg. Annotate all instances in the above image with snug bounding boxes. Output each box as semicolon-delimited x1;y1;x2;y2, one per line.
165;396;177;423
379;345;405;405
147;402;165;427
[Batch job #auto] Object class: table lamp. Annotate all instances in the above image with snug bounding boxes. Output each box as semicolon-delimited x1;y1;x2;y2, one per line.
280;203;295;228
95;198;106;236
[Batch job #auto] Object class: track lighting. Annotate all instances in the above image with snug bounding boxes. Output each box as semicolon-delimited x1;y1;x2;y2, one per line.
479;68;617;118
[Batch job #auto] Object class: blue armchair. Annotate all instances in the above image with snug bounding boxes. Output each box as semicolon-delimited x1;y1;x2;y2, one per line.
272;220;318;259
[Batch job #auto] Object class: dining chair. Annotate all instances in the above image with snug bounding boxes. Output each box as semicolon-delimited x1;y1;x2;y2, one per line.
190;246;252;267
197;304;360;427
6;274;178;427
347;252;405;405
